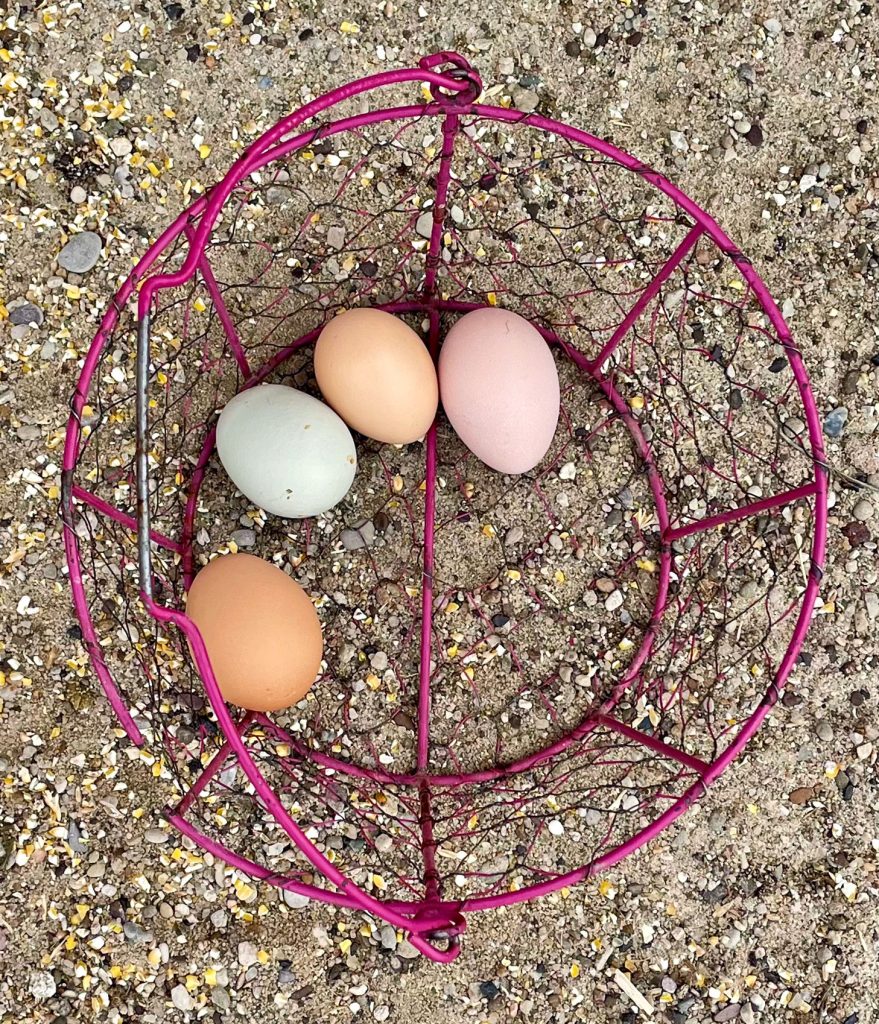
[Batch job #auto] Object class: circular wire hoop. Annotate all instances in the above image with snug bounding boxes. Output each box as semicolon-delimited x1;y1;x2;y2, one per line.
62;54;827;962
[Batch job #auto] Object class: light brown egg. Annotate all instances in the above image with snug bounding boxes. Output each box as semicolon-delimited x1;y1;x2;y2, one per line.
315;307;438;444
186;553;323;713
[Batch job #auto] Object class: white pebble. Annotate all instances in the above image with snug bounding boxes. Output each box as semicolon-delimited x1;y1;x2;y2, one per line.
559;461;576;481
171;984;194;1011
237;940;259;967
548;819;564;836
605;589;624;612
415;210;434;238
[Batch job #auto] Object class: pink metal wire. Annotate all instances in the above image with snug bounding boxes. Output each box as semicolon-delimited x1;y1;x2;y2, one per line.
61;53;828;962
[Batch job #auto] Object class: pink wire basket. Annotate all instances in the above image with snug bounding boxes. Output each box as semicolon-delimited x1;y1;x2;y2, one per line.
61;53;828;962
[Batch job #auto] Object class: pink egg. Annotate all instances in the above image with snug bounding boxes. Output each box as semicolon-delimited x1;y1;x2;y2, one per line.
439;307;560;474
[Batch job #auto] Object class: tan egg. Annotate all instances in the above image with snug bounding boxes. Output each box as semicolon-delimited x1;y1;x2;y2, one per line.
315;307;438;444
186;553;323;713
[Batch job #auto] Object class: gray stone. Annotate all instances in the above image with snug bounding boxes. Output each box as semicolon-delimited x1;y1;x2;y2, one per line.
865;592;879;620
396;938;420;959
370;651;388;672
144;827;169;844
282;890;310;909
327;226;346;250
815;719;834;742
715;1003;741;1021
853;499;874;522
341;520;376;550
582;27;597;48
17;424;41;441
763;17;782;35
57;231;102;273
823;407;848;438
123;920;151;944
9;302;43;326
211;987;231;1011
380;924;397;950
504;525;524;546
415;210;434;239
210;909;228;928
231;528;257;548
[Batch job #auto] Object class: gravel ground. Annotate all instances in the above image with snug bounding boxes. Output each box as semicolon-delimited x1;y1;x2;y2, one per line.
2;2;879;1022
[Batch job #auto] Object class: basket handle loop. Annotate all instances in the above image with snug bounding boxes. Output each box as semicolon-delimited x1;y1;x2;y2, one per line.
418;51;482;104
405;907;467;963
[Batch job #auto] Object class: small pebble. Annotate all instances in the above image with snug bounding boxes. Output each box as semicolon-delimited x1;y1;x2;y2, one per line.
29;972;56;1001
853;499;874;522
341;520;376;550
10;302;44;327
815;720;834;742
57;231;102;273
212;988;232;1011
327;226;346;249
763;17;783;35
123;920;151;944
396;939;419;959
231;528;257;548
70;185;87;203
789;786;815;805
605;590;624;612
504;525;524;546
415;210;434;238
823;407;848;438
715;1005;741;1022
375;833;393;854
171;984;195;1011
511;86;539;113
380;924;397;950
238;940;259;967
865;592;879;620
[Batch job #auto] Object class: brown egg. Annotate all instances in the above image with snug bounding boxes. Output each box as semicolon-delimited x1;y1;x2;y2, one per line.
186;553;323;713
315;307;438;444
